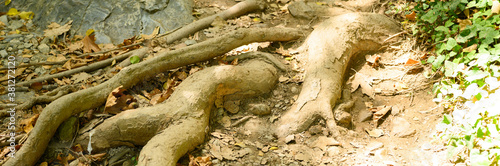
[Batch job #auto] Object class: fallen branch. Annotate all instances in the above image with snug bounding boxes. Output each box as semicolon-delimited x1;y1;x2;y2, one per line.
17;48;149;87
276;13;401;139
4;27;301;166
158;0;265;45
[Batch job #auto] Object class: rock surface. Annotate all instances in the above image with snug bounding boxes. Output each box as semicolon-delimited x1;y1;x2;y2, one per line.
1;0;194;44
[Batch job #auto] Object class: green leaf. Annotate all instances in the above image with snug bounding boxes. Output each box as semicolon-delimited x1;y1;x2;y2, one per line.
432;54;446;69
445;38;457;50
130;56;140;64
465;69;489;82
421;9;439;23
435;26;449;32
444;61;458;77
443;114;452;125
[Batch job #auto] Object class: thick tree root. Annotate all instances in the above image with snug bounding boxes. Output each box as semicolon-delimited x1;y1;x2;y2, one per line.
4;28;301;166
75;59;278;166
276;13;401;139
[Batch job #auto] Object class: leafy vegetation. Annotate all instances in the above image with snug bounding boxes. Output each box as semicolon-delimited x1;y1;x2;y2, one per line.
413;0;500;165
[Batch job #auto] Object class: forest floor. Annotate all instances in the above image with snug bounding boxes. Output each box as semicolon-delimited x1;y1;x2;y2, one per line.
0;0;454;166
180;0;451;165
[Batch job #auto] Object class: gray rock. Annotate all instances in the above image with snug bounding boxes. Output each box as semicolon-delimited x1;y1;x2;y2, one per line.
288;1;315;19
23;58;30;63
391;117;416;138
24;43;33;48
223;100;240;114
184;39;197;46
38;43;50;53
6;47;13;52
334;110;352;127
9;39;23;46
8;20;24;30
2;0;194;44
247;103;271;115
0;44;7;50
0;15;8;26
34;66;47;75
358;109;372;122
25;20;34;29
0;50;8;58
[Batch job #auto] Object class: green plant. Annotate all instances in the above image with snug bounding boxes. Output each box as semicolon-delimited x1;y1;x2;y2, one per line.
414;0;500;165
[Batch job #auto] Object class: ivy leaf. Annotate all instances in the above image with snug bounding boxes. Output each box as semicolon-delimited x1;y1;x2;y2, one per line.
130;56;140;64
442;114;452;125
465;69;489;82
435;26;449;33
444;61;459;77
432;54;446;69
445;38;458;50
421;9;439;23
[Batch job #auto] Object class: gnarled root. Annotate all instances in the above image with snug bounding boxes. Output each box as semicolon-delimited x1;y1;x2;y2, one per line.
4;27;301;166
75;59;279;166
276;13;401;139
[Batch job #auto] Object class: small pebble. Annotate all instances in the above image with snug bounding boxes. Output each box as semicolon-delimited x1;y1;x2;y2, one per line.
184;39;197;46
38;43;50;53
0;50;8;58
0;15;9;26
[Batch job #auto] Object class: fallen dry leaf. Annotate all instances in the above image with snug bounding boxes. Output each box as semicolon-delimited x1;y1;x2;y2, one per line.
313;136;341;151
68;41;83;52
366;54;380;67
365;128;384;138
405;11;416;21
348;74;374;98
189;154;212;166
20;114;39;133
372;106;392;125
404;58;420;66
150;88;174;105
44;21;72;38
82;34;101;53
463;44;477;52
141;26;160;40
104;86;136;114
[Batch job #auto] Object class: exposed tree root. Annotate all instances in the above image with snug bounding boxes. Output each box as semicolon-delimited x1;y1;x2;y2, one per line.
159;0;265;45
17;48;149;87
74;59;278;165
4;27;301;166
275;13;401;139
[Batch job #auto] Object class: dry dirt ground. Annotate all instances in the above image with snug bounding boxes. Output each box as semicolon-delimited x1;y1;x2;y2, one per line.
0;0;454;165
182;0;450;166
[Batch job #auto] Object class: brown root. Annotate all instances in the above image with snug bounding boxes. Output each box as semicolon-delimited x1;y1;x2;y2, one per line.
75;59;278;166
275;13;401;139
4;27;301;166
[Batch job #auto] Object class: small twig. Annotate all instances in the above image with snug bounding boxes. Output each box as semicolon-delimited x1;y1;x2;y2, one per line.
0;134;25;147
17;48;148;87
0;85;78;118
383;31;406;44
231;115;254;127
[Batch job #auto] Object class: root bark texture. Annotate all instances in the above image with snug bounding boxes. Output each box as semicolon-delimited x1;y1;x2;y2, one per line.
276;13;401;139
4;28;301;166
75;59;278;166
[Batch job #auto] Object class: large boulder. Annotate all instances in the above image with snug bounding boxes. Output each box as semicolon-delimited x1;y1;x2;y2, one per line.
1;0;194;44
